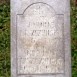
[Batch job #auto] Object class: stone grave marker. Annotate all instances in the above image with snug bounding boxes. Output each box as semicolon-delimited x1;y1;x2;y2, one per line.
11;0;71;77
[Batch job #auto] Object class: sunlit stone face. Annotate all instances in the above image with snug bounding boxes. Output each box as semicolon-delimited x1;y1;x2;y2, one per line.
17;3;64;74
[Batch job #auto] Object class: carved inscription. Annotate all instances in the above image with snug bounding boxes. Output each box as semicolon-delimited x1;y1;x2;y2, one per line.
17;3;64;74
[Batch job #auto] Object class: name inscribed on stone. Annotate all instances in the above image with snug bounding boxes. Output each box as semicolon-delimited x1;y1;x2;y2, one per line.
17;3;64;74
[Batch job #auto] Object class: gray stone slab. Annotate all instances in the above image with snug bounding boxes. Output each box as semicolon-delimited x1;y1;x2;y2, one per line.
11;0;71;77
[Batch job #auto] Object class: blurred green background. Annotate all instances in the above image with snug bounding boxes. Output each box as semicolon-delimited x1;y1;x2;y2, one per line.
0;0;77;77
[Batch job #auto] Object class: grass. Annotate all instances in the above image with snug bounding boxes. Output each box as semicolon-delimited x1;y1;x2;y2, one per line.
0;0;77;77
71;0;77;77
0;3;10;77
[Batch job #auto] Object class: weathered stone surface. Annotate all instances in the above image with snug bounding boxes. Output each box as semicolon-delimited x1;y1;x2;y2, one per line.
11;0;71;77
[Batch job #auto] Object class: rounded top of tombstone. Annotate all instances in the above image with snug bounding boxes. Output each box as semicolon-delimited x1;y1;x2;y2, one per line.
22;2;56;16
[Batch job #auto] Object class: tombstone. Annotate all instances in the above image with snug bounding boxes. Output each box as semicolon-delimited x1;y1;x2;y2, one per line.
11;0;71;77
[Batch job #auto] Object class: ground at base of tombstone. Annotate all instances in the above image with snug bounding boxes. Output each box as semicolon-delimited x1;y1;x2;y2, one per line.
0;0;77;77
